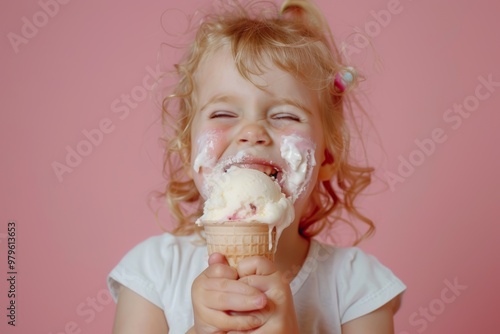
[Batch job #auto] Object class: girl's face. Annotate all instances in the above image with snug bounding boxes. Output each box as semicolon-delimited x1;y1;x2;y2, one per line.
189;48;328;216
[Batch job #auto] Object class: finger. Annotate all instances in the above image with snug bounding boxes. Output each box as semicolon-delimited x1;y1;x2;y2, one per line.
202;276;265;297
226;308;272;333
236;256;276;277
227;329;255;334
208;252;230;266
228;307;272;321
239;274;290;306
202;309;265;332
204;261;238;280
202;288;267;312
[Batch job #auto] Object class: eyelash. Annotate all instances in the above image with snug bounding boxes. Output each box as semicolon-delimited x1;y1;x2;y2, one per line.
208;111;302;122
272;113;301;122
209;111;236;119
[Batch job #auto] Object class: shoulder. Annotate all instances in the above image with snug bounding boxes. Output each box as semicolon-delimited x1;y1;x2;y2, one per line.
310;240;399;279
113;233;206;275
306;240;383;272
311;241;406;324
107;233;208;307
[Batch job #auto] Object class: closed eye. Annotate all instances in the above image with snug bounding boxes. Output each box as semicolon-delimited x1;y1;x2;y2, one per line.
209;111;237;119
271;113;302;122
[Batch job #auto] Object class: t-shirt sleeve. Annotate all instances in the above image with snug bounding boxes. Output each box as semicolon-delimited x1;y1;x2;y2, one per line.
337;247;406;324
107;235;172;308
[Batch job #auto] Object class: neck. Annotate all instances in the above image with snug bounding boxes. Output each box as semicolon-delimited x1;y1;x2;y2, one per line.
274;225;310;281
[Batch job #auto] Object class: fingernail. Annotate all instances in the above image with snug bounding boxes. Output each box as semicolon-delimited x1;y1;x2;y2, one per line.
254;294;265;307
252;315;263;326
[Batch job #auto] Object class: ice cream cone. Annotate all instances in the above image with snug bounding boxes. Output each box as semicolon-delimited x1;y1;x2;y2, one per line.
203;221;277;267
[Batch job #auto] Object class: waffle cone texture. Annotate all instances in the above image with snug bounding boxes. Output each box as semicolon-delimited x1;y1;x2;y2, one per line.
203;221;276;267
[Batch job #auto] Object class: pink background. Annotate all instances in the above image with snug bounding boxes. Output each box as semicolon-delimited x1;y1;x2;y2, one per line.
1;0;499;333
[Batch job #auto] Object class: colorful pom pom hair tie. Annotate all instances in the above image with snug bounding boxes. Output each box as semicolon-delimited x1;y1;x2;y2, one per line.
334;67;355;93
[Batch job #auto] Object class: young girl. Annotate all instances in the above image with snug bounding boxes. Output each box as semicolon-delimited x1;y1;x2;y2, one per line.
108;0;406;333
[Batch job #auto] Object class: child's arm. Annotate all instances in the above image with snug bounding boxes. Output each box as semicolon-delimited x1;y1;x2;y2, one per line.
112;286;169;334
341;295;402;334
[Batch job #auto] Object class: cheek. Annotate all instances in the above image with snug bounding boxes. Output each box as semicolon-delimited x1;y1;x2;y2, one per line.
282;127;326;163
191;129;226;173
280;134;319;202
191;129;227;199
279;131;319;164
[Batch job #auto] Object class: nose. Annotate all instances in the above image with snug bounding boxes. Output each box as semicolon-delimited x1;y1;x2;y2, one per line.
237;123;271;146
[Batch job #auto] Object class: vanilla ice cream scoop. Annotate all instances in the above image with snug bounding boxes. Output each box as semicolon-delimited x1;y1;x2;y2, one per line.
196;166;295;242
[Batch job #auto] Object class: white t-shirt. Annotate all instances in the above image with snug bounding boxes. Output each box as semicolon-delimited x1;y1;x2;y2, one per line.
108;233;406;333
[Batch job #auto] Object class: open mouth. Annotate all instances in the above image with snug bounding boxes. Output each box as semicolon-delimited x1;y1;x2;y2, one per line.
224;163;282;182
267;168;279;180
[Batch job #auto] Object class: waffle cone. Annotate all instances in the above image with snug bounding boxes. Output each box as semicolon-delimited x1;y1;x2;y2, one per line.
203;221;276;267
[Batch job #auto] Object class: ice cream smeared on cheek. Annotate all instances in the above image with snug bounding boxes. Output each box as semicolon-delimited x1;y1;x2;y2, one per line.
192;131;219;173
280;134;317;202
192;131;224;197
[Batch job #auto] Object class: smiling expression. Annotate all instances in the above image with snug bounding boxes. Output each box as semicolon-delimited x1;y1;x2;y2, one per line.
189;47;327;210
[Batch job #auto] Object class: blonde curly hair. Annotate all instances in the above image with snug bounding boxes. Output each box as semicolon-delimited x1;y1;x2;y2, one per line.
160;0;375;244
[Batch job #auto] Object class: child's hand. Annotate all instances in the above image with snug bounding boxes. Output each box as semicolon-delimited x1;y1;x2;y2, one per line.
191;253;269;334
228;257;300;334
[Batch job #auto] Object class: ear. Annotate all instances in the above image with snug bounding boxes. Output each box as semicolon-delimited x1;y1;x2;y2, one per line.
318;149;335;181
318;163;335;181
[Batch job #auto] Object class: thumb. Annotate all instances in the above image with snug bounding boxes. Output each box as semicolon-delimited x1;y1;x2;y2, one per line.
208;252;230;266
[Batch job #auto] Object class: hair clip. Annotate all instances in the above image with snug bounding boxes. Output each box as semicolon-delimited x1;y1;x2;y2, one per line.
334;68;354;93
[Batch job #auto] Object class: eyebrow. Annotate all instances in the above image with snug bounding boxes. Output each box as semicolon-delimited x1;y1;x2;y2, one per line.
198;94;314;115
277;97;314;116
198;95;236;113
